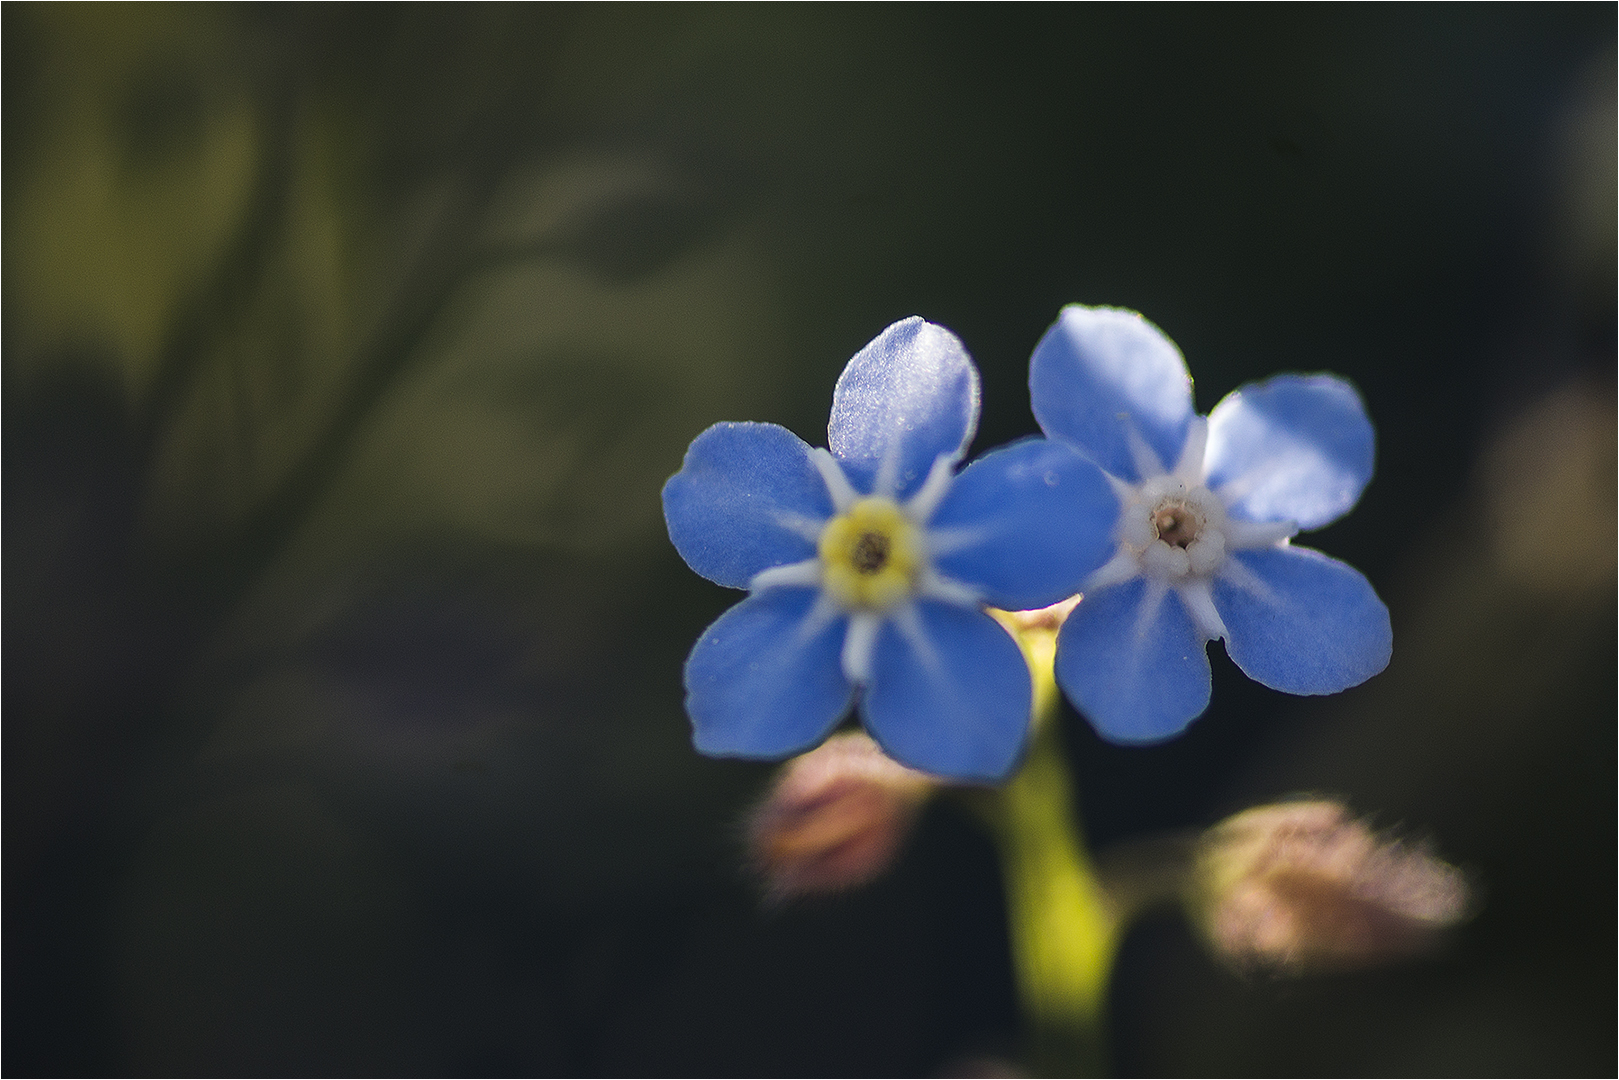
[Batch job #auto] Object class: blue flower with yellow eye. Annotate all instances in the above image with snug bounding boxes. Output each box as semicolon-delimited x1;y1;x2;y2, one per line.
1029;304;1393;744
664;317;1117;782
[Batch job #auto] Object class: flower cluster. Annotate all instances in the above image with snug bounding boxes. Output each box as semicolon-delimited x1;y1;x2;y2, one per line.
663;307;1391;781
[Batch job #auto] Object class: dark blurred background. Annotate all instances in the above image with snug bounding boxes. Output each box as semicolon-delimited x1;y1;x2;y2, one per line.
5;5;1613;1075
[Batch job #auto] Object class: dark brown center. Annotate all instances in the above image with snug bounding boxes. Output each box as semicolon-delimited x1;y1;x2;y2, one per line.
852;532;891;574
1153;504;1200;548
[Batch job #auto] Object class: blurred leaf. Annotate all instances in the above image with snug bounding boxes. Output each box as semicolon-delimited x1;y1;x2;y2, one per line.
4;5;260;397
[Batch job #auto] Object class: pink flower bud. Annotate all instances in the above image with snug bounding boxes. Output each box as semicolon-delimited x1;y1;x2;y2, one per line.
747;732;936;900
1191;800;1471;974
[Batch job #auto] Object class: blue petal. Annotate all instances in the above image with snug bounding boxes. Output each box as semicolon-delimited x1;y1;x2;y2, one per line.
1029;305;1194;482
1214;546;1391;695
828;317;980;499
930;437;1118;611
1054;577;1211;744
684;587;854;759
663;422;833;589
861;600;1030;782
1204;374;1375;530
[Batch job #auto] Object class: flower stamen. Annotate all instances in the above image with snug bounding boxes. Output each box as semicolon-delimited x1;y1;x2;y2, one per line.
1152;502;1203;548
852;532;891;573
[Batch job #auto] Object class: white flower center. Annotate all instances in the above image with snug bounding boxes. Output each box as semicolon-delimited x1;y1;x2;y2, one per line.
1081;418;1299;642
1119;475;1230;582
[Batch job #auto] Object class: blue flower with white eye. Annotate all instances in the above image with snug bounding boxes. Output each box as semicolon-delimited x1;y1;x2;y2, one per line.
1029;304;1393;744
663;317;1117;782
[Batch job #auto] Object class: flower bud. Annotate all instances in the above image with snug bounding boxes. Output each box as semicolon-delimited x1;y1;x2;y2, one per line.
1189;800;1471;974
747;732;936;900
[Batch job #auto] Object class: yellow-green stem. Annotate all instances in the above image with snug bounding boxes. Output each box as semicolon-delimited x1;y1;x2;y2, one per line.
982;619;1121;1076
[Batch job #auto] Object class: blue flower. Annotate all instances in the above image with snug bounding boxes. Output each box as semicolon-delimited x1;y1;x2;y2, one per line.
664;317;1118;782
1029;304;1392;744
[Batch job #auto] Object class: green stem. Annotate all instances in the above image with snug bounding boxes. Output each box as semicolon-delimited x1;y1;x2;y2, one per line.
981;619;1121;1076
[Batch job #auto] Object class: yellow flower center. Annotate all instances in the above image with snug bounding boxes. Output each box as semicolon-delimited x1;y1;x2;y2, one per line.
818;498;923;611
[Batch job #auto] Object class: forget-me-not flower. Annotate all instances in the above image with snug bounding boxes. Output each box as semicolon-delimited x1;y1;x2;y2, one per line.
1029;305;1392;743
664;317;1117;782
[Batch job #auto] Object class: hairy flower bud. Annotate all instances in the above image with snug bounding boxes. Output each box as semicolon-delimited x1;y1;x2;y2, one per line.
747;732;936;900
1189;800;1471;974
